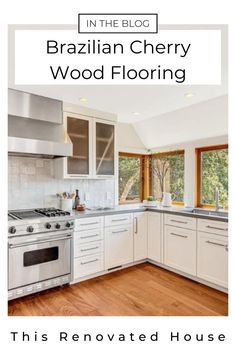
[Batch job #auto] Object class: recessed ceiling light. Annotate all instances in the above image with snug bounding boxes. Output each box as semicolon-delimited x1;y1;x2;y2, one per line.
184;92;195;98
132;112;141;116
79;97;88;103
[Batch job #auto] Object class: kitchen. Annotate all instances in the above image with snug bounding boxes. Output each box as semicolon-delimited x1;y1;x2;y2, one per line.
7;83;228;316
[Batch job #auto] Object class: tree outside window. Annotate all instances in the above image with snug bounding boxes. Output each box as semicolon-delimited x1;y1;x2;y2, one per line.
152;151;184;203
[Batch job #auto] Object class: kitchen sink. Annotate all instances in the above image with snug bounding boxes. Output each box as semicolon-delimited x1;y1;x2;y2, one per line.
181;208;228;218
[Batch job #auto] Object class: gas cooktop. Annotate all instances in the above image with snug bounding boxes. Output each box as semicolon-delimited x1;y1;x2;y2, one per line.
9;207;71;220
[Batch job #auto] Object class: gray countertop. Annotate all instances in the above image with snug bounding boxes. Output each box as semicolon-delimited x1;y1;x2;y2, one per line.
71;204;228;222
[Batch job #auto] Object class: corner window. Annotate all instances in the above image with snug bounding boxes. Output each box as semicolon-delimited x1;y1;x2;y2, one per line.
119;153;144;204
151;151;184;203
196;145;228;208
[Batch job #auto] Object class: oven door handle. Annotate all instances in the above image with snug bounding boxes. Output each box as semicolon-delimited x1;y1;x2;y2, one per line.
8;235;72;249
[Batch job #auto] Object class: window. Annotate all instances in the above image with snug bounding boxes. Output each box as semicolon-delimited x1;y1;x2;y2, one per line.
119;153;144;204
196;145;228;208
151;151;185;203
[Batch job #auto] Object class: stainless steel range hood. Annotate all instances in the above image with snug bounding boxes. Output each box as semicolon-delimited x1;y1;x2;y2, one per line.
8;89;72;158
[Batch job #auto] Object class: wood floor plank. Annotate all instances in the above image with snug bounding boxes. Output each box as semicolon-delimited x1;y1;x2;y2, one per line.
8;263;228;316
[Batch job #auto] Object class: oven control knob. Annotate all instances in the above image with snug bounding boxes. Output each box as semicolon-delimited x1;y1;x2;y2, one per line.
45;223;51;229
27;226;34;233
55;223;61;229
9;226;16;234
66;222;71;228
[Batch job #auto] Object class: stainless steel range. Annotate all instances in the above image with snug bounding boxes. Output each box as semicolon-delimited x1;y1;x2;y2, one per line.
8;208;74;300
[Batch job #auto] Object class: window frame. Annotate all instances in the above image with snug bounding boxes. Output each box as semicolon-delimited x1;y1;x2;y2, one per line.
150;150;185;206
195;144;228;208
118;152;148;204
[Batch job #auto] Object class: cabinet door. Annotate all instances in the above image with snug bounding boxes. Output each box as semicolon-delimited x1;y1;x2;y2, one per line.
134;212;148;261
105;225;133;269
197;232;228;287
95;121;115;176
147;212;162;263
164;225;197;276
67;115;91;176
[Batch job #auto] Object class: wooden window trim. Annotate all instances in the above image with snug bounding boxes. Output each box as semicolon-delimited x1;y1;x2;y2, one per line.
119;152;149;204
150;150;185;205
195;144;228;208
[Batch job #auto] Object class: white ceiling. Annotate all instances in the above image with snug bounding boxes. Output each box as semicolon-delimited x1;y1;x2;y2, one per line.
9;84;227;123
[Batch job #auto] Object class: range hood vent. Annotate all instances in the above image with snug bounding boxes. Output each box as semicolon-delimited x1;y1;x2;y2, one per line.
8;89;72;158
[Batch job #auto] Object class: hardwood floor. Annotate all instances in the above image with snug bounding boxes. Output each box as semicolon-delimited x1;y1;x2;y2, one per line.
8;263;228;316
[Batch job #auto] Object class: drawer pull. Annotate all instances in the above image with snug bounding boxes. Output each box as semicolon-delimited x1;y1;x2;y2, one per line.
134;217;138;234
206;240;228;250
170;232;188;238
80;258;99;265
111;218;128;222
112;229;128;234
80;234;99;239
206;225;228;231
80;221;99;226
170;219;188;224
80;246;99;252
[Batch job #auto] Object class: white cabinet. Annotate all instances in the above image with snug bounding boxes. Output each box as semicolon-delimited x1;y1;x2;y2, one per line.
164;213;196;230
73;216;104;281
164;225;197;275
105;224;133;269
197;232;228;288
133;212;148;261
197;218;228;237
54;112;116;179
147;212;162;263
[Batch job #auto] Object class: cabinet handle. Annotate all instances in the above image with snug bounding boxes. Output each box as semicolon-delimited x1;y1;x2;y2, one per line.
112;229;128;234
80;234;99;239
206;225;228;231
170;232;188;238
80;221;99;226
170;219;188;224
134;217;138;234
206;240;228;250
80;246;99;252
111;218;128;222
80;258;99;265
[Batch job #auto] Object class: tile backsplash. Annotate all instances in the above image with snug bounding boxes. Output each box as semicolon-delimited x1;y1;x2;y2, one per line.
8;156;116;210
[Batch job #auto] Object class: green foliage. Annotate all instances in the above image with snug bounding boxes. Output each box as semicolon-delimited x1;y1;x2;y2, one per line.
152;154;184;201
119;156;141;201
201;149;228;206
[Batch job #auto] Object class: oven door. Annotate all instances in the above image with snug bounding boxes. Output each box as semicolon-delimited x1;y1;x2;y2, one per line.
8;232;71;290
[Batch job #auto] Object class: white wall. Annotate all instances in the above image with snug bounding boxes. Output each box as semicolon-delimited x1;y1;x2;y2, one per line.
133;95;228;150
117;122;147;154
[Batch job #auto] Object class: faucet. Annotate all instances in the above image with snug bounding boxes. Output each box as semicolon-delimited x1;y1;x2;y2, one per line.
214;187;223;211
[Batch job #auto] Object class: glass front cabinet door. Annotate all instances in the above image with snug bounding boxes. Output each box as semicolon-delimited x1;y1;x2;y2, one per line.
65;114;92;177
95;121;115;177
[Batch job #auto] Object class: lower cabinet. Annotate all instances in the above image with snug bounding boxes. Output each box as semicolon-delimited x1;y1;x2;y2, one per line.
73;228;104;280
105;224;133;269
197;232;228;287
164;225;197;276
133;212;148;261
147;212;162;263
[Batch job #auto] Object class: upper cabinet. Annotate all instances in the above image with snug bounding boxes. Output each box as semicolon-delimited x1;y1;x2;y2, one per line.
95;121;115;177
54;112;116;179
67;115;92;176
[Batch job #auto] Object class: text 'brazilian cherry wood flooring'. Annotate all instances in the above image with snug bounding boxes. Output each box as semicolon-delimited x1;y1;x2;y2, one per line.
8;263;228;316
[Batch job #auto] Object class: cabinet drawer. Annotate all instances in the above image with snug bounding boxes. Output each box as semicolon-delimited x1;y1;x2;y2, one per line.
197;218;228;236
74;240;104;258
164;213;196;230
164;225;197;275
74;216;104;231
197;232;228;287
74;229;104;244
74;253;104;279
105;213;132;227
